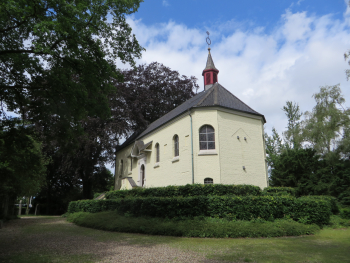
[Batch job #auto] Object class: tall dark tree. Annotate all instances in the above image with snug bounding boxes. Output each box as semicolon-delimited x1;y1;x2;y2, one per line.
111;62;199;130
37;62;199;203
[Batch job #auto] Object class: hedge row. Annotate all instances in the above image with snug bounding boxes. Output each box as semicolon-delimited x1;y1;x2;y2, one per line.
262;187;296;196
68;195;332;225
105;184;262;199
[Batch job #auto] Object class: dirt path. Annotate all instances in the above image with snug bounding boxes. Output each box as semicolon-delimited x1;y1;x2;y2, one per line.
0;217;221;263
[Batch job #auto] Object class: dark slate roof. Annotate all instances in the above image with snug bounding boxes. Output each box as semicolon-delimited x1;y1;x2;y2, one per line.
116;83;265;153
203;49;218;71
115;130;144;152
136;83;265;140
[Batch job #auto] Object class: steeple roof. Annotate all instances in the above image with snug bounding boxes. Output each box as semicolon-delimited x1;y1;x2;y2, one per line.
203;48;218;71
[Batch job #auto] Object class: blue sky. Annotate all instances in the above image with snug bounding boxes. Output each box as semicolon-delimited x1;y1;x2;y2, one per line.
134;0;346;35
120;0;350;137
105;0;350;172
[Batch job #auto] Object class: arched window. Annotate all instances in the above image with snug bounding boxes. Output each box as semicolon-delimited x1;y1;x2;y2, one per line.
120;160;123;176
199;125;215;150
140;164;145;187
155;143;160;162
204;178;213;184
173;135;179;157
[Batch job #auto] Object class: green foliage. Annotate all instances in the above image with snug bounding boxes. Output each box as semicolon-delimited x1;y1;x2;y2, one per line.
327;215;350;228
105;184;261;199
340;208;350;219
282;101;303;149
303;85;350;160
0;120;47;197
303;195;339;215
67;211;320;238
68;195;331;225
262;187;296;196
1;0;144;142
269;148;322;196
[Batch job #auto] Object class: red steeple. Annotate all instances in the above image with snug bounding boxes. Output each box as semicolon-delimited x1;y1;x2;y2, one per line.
202;47;219;91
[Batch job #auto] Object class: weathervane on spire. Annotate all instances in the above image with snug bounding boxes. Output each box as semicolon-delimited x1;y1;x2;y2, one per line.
206;31;211;52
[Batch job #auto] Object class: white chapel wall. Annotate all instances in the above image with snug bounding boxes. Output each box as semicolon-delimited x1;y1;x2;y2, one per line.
217;110;268;189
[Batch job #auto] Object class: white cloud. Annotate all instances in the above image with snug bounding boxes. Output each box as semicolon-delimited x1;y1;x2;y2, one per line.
125;9;350;136
162;0;169;7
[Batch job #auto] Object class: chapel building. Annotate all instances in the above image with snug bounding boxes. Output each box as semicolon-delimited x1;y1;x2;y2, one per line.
114;48;269;190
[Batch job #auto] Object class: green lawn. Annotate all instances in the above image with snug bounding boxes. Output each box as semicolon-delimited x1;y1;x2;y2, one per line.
0;216;349;263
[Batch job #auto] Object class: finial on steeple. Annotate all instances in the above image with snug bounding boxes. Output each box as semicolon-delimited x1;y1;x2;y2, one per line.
203;31;219;91
206;31;211;53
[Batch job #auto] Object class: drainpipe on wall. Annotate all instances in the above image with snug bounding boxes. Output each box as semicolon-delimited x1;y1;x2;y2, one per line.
188;109;194;184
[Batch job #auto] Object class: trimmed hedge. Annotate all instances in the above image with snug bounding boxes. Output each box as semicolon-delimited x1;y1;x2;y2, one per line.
302;196;339;215
67;211;320;238
68;195;331;225
105;184;261;199
262;187;296;196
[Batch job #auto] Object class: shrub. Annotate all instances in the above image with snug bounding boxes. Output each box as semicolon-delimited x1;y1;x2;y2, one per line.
340;208;350;219
301;196;339;214
68;195;332;225
105;184;261;199
262;187;296;196
67;211;320;238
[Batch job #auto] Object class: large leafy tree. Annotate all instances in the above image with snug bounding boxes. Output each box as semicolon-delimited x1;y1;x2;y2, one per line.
111;62;199;130
36;62;198;204
0;0;144;142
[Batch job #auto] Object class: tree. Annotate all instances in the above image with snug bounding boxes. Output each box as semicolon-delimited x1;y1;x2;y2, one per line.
36;62;199;202
111;62;199;130
282;101;303;149
269;148;322;195
0;0;144;142
303;85;350;161
0;120;47;218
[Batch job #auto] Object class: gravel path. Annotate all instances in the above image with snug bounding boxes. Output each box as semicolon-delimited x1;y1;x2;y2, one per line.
0;217;224;263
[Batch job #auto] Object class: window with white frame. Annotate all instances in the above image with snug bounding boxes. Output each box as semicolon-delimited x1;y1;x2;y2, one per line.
199;125;215;150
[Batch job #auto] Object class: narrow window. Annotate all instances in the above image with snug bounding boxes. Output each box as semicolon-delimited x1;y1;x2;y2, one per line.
173;135;179;157
199;125;215;150
141;164;145;187
204;178;213;184
120;160;123;176
206;73;211;84
213;73;217;83
155;143;160;162
130;158;132;171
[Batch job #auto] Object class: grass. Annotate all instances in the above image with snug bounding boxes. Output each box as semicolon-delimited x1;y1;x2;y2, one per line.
0;215;349;263
67;211;320;238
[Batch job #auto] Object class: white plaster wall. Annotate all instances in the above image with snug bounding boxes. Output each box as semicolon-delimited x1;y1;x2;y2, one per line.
191;109;221;185
115;107;268;190
115;144;134;190
217;110;268;189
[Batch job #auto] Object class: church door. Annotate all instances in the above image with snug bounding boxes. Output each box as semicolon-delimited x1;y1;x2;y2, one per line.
140;164;145;187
